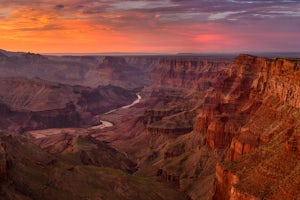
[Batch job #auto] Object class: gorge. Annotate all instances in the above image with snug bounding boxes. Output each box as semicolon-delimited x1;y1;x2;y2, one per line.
0;50;299;200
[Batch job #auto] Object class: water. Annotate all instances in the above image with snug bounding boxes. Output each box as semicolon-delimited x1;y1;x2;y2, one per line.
94;93;142;129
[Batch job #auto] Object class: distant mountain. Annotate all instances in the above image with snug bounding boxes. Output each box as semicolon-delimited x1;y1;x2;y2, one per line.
0;49;25;57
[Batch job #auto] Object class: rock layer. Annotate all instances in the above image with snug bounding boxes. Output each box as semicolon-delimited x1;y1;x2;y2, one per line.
202;55;300;200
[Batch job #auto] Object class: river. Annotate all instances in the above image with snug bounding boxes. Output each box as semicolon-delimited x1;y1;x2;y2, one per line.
93;93;142;129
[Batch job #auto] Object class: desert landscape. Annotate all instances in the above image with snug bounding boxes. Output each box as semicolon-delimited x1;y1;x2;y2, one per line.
0;0;299;200
0;51;299;199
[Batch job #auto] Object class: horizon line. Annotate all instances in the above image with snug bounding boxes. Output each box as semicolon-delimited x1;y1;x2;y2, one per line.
1;48;299;57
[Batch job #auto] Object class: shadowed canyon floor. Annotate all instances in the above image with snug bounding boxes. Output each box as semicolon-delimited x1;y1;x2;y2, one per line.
0;50;299;199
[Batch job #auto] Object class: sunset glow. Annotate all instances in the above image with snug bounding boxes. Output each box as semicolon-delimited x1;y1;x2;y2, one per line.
0;0;299;53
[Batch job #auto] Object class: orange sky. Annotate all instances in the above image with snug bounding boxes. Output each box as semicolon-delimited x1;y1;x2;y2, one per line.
0;0;299;53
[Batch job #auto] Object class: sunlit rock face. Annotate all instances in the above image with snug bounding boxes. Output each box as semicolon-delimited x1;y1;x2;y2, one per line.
148;54;300;199
198;55;300;200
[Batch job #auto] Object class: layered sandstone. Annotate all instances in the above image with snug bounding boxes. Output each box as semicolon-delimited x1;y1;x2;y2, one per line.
151;57;231;90
205;55;300;200
1;51;299;199
150;54;300;199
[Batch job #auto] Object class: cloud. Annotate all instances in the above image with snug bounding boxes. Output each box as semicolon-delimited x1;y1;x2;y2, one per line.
0;0;299;53
55;4;64;10
18;24;63;31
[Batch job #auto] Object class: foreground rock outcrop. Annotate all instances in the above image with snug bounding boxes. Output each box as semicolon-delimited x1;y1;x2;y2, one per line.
196;55;300;200
0;132;187;200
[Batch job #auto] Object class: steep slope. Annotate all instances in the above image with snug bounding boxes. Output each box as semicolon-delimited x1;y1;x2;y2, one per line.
210;55;300;200
0;77;137;133
0;133;187;200
151;56;231;90
0;77;79;111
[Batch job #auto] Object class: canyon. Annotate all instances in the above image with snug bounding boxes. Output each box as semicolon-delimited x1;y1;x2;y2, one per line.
0;50;299;199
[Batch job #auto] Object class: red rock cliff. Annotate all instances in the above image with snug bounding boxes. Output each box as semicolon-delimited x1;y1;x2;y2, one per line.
203;54;300;200
151;57;231;90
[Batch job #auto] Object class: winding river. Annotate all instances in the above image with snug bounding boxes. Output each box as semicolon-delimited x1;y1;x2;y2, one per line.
105;93;142;114
92;93;142;129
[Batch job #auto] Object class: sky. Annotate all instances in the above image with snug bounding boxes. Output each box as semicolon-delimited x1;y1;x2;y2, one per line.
0;0;299;53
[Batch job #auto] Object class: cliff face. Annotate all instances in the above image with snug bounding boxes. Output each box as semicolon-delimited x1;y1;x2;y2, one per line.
139;57;232;144
195;55;300;149
197;55;300;200
1;51;299;199
151;57;231;90
229;55;300;107
149;55;300;199
117;57;233;199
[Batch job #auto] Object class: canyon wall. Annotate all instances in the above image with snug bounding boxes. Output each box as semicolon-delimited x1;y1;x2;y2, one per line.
0;77;137;133
192;55;300;200
1;51;299;199
151;56;231;90
147;54;300;199
142;57;232;140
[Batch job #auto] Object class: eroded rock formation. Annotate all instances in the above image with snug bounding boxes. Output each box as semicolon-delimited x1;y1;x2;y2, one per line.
147;54;300;199
199;55;300;200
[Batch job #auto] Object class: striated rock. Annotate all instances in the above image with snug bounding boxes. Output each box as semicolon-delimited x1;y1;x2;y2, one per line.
227;133;259;161
194;55;300;150
147;126;193;137
1;51;299;199
208;54;300;199
151;57;231;90
230;55;300;107
143;109;183;125
213;163;239;200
